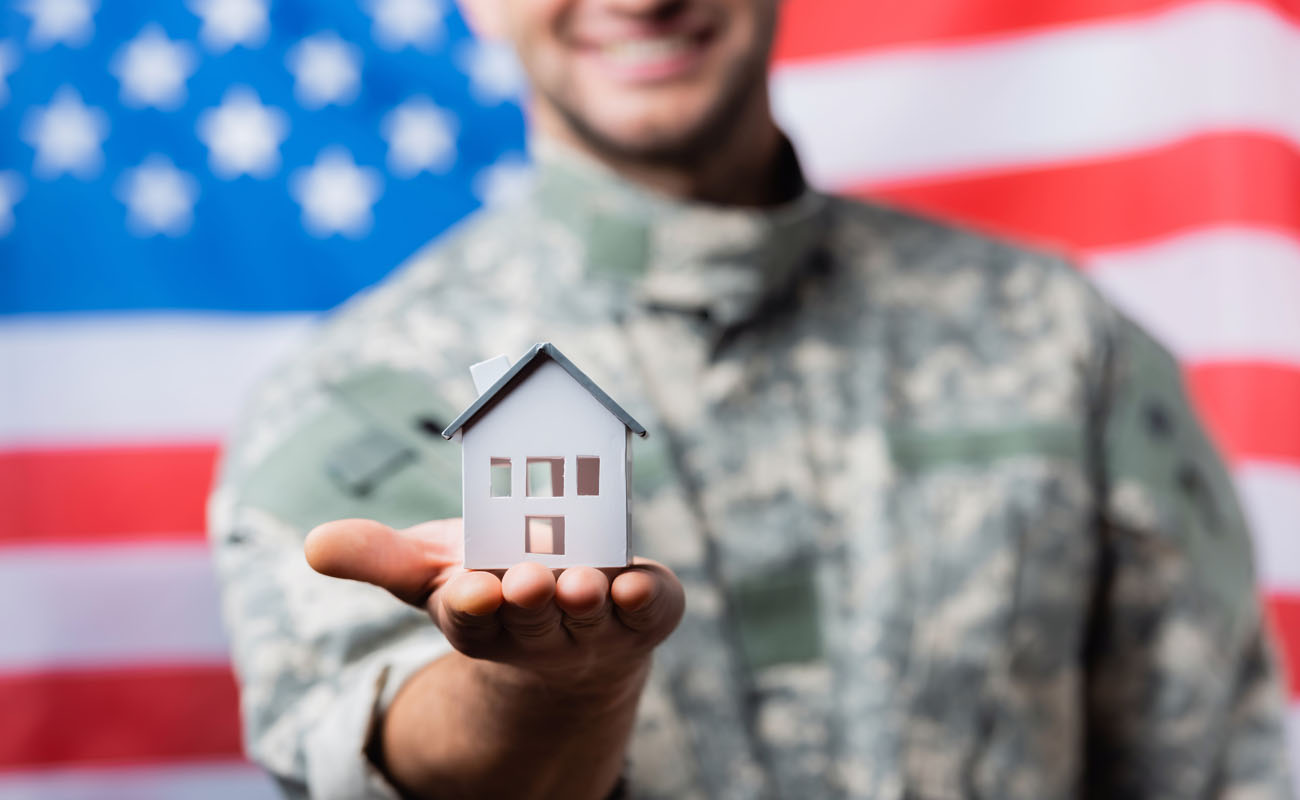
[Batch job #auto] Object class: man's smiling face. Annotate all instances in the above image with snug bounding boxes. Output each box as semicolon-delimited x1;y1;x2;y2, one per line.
478;0;779;163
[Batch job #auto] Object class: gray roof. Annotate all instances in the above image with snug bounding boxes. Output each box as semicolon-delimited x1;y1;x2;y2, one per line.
441;342;649;440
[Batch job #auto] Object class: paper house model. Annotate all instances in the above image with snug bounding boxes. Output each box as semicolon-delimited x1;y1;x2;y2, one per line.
442;343;648;569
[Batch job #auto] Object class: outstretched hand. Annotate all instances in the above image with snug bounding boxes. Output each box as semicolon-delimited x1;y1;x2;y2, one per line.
303;517;682;797
303;517;684;686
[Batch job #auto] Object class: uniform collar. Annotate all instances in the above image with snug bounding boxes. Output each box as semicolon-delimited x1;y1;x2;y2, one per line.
530;137;831;327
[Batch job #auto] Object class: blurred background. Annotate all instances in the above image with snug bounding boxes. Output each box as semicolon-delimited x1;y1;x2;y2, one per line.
1;0;1297;796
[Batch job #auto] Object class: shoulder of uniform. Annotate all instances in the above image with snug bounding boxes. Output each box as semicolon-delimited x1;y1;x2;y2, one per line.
825;193;1119;350
320;207;524;328
213;227;494;508
210;201;576;537
212;360;468;536
828;193;1075;278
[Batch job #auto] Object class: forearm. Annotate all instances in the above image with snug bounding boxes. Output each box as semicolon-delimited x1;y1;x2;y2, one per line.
380;650;648;800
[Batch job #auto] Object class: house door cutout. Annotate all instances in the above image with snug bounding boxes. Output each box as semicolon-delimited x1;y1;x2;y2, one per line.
525;516;565;555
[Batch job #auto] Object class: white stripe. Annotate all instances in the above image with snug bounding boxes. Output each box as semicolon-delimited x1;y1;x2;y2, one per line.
16;216;1291;444
773;1;1300;188
0;543;230;670
0;469;1287;669
1085;227;1300;365
1237;462;1300;593
8;232;1298;445
1290;706;1300;799
0;763;279;800
0;313;315;447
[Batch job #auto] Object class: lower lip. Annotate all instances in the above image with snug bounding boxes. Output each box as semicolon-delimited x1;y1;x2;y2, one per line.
586;35;712;84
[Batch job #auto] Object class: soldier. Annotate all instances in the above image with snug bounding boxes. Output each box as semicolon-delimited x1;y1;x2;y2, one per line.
208;0;1294;797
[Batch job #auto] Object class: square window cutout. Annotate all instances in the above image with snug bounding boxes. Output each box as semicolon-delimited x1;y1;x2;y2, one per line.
525;516;565;555
527;457;564;497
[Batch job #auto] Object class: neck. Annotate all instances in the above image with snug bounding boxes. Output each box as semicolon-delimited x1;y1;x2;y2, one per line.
532;96;798;208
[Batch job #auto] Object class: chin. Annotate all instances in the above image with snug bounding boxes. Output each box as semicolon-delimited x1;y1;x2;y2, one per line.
557;94;745;166
597;120;713;160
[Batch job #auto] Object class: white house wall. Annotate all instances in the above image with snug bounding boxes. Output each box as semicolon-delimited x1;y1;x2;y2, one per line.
461;360;631;569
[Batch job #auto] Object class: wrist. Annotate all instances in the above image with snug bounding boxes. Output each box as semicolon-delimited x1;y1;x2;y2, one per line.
466;653;650;712
380;653;647;799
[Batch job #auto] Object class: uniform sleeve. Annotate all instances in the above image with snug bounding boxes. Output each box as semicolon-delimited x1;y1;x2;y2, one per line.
1084;311;1294;798
207;365;465;799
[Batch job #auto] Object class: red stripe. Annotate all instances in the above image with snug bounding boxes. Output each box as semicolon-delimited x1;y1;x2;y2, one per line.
2;365;1296;544
0;611;1285;775
1266;593;1300;699
1188;363;1300;466
0;624;1286;774
773;0;1300;64
852;132;1300;253
0;664;242;769
0;445;216;544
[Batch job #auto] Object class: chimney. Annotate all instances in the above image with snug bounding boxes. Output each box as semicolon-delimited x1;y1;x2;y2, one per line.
469;354;511;395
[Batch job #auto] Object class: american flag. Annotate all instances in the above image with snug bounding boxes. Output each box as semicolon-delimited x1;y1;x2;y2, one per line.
0;0;1296;796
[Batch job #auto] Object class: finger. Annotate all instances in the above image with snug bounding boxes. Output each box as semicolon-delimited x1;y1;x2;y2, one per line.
434;570;503;656
498;562;566;647
402;518;465;555
611;560;685;636
555;567;612;640
304;518;460;605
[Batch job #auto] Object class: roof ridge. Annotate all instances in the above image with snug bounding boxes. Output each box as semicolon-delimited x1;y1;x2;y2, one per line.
441;342;648;439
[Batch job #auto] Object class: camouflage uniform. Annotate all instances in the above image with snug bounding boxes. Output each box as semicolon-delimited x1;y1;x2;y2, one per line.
209;140;1293;799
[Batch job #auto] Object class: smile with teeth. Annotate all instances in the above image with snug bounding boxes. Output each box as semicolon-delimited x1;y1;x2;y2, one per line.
600;35;698;67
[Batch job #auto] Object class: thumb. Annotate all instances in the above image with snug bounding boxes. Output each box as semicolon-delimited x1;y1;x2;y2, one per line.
305;517;462;605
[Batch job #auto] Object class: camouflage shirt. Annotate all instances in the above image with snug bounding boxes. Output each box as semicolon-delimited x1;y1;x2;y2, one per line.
209;140;1293;799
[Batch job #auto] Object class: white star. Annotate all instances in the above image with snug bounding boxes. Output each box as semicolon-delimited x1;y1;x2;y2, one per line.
0;41;18;106
286;32;361;109
110;25;197;110
381;97;457;177
115;155;199;237
457;39;525;105
21;86;109;179
17;0;97;50
188;0;269;52
364;0;443;51
473;153;532;207
197;86;289;178
0;172;25;236
290;147;383;238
